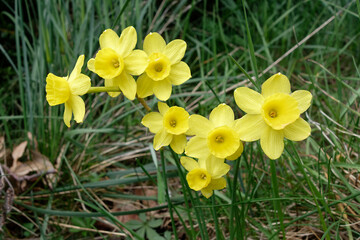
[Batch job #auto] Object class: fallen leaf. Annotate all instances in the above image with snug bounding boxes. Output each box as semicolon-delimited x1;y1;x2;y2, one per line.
10;140;28;172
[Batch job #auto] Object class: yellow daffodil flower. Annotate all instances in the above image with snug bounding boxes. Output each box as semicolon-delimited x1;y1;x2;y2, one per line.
141;102;189;153
185;104;243;159
87;27;148;100
181;156;229;198
137;32;191;101
234;73;312;160
46;55;91;127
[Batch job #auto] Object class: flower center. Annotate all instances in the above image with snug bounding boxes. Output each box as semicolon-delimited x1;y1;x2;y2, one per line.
170;120;176;127
94;48;124;79
186;168;211;191
146;52;171;81
261;93;300;130
163;106;189;135
200;173;207;180
207;126;240;158
112;59;120;68
268;109;277;118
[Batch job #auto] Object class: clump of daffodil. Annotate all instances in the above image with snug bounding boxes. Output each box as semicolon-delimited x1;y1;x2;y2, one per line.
234;72;312;160
137;32;191;101
141;102;190;154
87;26;148;100
46;55;91;127
185;103;243;160
181;155;229;198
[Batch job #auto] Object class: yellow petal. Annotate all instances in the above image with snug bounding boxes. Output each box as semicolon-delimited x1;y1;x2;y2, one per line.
284;117;311;141
63;101;72;128
69;74;91;95
124;50;149;76
153;79;172;101
136;74;154;98
105;78;121;98
205;155;230;179
207;177;226;190
158;102;169;115
200;188;213;198
116;72;137;100
46;73;70;106
69;55;85;82
99;29;119;50
180;156;199;172
234;87;264;114
141;112;163;133
186;168;211;191
234;114;266;141
226;141;244;160
209;103;234;127
94;48;124;79
118;26;137;58
143;32;166;55
185;136;210;159
162;39;186;65
260;125;284;160
291;90;312;113
188;114;214;138
261;73;291;98
87;58;95;72
170;134;187;154
167;61;191;86
153;128;173;150
68;95;86;124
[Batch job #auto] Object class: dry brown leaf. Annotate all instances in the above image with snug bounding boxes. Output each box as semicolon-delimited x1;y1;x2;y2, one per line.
10;140;28;171
0;136;5;159
11;150;56;189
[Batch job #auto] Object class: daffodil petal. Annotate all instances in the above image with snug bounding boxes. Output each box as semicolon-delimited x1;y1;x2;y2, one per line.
188;115;214;137
261;73;291;98
206;155;230;179
226;142;244;160
105;78;121;98
260;125;284;160
209;104;234;127
185;136;210;159
143;32;166;55
87;58;95;72
124;50;149;76
63;101;72;128
234;87;264;114
291;90;312;113
208;177;226;190
69;55;85;81
116;72;137;100
69;95;86;124
170;134;187;154
99;29;119;50
234;114;266;141
136;74;154;98
162;39;186;65
118;26;137;58
180;156;199;172
158;102;169;115
69;74;91;95
167;61;191;86
141;112;163;133
153;79;172;101
284;117;311;141
153;128;173;150
201;188;213;198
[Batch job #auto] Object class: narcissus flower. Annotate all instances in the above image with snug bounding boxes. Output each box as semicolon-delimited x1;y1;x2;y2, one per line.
181;156;229;198
87;27;148;100
141;102;189;153
185;104;243;159
234;73;312;160
46;55;91;127
137;32;191;101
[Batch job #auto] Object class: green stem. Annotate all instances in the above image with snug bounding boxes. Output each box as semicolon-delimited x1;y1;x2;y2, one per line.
86;86;121;93
230;156;242;239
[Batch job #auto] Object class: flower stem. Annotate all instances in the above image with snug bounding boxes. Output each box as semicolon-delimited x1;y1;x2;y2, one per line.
136;96;151;112
86;86;121;93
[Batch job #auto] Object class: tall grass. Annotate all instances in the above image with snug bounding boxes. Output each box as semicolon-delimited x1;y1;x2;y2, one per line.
1;0;359;239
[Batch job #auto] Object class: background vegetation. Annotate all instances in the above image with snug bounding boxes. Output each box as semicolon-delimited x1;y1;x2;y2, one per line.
1;0;359;239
